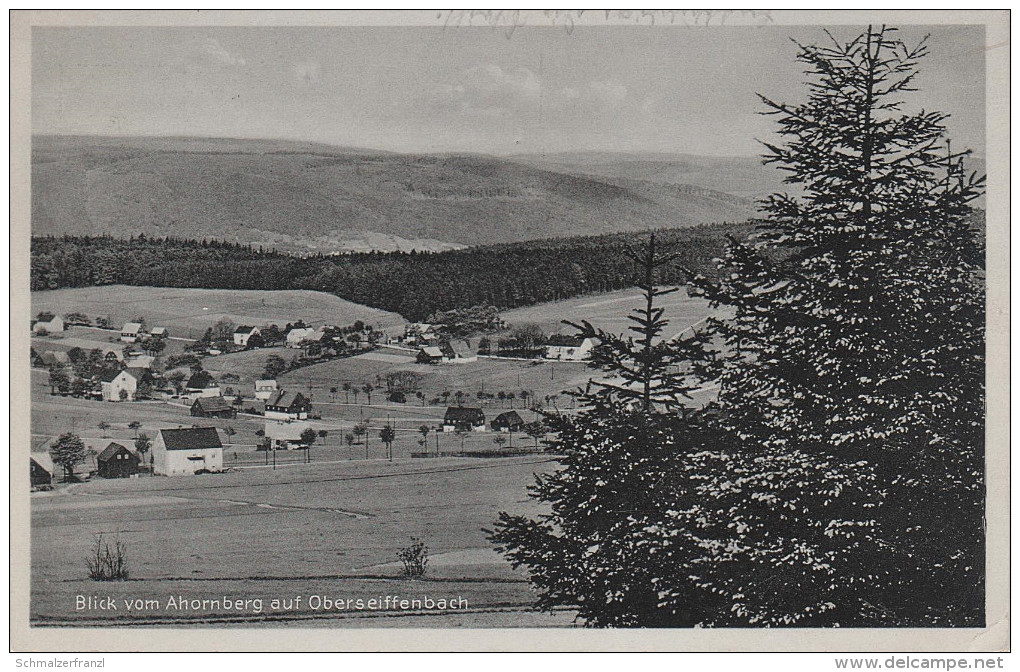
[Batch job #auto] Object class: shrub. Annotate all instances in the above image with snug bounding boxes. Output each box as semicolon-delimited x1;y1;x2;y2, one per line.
86;534;129;581
397;537;429;578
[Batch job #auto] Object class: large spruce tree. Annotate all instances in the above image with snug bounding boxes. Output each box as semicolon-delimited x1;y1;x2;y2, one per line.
493;25;984;627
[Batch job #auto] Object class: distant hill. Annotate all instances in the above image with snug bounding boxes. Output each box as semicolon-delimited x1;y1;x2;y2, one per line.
508;151;784;200
31;135;755;253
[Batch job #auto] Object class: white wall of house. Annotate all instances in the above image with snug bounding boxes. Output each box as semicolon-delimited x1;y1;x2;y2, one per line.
265;408;306;421
286;328;314;348
254;380;278;400
233;328;260;347
101;371;137;402
153;446;223;476
544;338;595;361
33;316;64;334
265;419;311;449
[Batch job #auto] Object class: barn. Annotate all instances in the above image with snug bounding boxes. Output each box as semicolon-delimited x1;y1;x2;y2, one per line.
30;454;53;488
152;427;224;476
191;396;237;419
97;443;142;479
265;390;311;421
491;410;526;432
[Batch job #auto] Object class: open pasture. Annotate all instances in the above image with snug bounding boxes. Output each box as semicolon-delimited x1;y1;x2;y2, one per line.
32;286;404;340
501;285;714;339
30;455;570;626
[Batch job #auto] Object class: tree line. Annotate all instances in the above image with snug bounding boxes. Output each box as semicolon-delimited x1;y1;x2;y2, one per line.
31;224;750;321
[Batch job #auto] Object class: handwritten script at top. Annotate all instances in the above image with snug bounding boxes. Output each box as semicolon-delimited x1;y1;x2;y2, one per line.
439;10;775;39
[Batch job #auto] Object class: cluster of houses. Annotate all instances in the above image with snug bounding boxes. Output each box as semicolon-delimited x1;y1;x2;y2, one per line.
416;340;478;365
408;328;596;365
31;426;226;487
441;407;535;433
120;322;168;343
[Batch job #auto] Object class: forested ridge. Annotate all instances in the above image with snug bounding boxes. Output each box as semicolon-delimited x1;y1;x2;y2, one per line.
31;222;750;320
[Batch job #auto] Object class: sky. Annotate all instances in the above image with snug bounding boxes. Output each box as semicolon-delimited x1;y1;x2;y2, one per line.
31;24;986;157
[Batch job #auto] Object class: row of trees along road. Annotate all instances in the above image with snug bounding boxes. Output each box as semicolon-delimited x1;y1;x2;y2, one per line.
492;26;985;627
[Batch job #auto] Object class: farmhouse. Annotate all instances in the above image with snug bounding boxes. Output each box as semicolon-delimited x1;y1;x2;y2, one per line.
265;419;313;450
443;407;486;433
491;410;526;433
99;368;138;402
544;336;596;361
37;351;71;368
286;327;315;348
30;453;54;488
149;327;168;339
125;354;156;370
233;326;261;348
265;390;311;421
97;443;142;479
33;314;64;334
120;322;144;343
152;427;223;476
191;396;236;419
186;371;221;399
416;346;446;364
439;340;477;364
254;379;279;400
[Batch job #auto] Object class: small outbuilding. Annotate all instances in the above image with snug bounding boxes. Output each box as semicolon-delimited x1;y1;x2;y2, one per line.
30;454;54;488
417;346;446;364
191;396;237;419
97;442;142;479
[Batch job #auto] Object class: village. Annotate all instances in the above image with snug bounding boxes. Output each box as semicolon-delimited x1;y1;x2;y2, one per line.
29;300;603;487
27;287;664;626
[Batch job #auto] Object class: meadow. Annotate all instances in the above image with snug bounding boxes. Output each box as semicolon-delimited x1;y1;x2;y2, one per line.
500;285;714;339
32;286;404;340
30;455;572;627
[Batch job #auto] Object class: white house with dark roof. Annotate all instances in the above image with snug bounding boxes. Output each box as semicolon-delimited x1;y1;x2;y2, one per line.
100;368;138;402
286;327;315;348
254;379;279;400
265;419;313;450
152;427;223;476
186;371;221;399
233;326;260;347
33;315;64;334
544;336;596;361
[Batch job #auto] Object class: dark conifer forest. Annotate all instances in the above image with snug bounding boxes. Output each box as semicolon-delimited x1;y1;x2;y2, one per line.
30;223;749;320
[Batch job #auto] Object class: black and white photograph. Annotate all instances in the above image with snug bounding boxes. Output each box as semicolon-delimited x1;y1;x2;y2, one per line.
10;9;1009;654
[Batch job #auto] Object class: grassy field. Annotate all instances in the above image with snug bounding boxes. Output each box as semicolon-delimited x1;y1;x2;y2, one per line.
501;285;714;339
32;286;404;340
30;455;572;627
